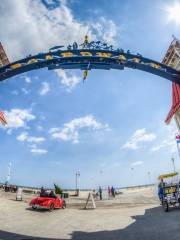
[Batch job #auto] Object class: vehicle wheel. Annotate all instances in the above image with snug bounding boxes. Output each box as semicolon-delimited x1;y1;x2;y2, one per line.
62;202;66;209
162;201;169;212
32;205;37;210
49;203;54;212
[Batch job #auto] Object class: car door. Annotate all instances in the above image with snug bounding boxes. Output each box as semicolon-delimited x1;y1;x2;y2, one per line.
55;197;61;208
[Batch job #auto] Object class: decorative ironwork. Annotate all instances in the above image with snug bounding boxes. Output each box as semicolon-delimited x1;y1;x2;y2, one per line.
0;36;179;83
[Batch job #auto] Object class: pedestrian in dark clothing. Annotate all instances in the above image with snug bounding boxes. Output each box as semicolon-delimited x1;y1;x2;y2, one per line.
111;186;115;198
108;186;111;198
99;186;102;200
158;180;164;203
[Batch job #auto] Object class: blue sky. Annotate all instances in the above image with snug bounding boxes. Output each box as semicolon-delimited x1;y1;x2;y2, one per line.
0;0;180;189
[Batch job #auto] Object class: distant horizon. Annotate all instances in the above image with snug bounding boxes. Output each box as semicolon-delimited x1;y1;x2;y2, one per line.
0;182;155;191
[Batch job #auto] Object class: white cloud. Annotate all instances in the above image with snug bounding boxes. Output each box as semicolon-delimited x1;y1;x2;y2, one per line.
151;146;162;152
30;147;47;155
49;127;59;134
17;132;28;141
122;128;156;150
0;0;118;61
28;136;45;143
21;88;29;95
131;161;144;166
55;69;81;91
93;17;118;45
49;115;109;143
151;135;177;153
24;76;31;83
28;143;47;155
39;82;50;95
5;109;35;129
17;132;45;143
37;125;43;131
151;122;177;153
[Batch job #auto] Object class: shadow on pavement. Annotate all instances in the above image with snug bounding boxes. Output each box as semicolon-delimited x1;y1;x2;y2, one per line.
25;207;50;213
71;206;180;240
1;206;180;240
26;207;66;213
0;231;62;240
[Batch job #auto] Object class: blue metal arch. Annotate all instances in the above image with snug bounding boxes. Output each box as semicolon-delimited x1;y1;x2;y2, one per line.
0;41;179;83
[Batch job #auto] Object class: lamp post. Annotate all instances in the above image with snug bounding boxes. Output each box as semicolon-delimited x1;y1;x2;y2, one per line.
148;171;151;185
6;162;12;185
75;170;80;196
130;167;134;187
171;157;176;173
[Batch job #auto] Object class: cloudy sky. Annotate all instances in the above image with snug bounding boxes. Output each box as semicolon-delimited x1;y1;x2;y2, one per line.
0;0;180;189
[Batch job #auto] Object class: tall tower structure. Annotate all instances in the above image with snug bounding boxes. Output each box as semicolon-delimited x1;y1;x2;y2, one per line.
0;42;10;67
163;37;180;131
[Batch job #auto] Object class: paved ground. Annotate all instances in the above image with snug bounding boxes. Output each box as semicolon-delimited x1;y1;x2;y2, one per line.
1;187;180;240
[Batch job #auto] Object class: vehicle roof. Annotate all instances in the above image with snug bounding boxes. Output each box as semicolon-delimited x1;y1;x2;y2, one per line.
158;172;178;180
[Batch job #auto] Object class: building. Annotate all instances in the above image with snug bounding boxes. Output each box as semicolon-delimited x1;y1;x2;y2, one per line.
0;42;10;67
163;37;180;70
163;37;180;132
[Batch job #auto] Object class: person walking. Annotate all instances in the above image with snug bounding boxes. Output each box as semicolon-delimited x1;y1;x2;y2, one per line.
158;179;164;203
111;186;115;198
108;186;111;198
99;186;102;200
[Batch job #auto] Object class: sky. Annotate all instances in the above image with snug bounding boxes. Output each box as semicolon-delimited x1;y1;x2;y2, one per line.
0;0;180;189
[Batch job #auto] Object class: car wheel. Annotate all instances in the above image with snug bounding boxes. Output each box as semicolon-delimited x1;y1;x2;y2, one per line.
62;201;66;209
162;201;169;212
32;205;37;210
49;203;54;211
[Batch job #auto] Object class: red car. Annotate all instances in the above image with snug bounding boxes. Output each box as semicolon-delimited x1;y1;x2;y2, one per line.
30;196;66;211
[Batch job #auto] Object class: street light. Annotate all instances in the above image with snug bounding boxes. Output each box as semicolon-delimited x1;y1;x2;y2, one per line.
6;162;12;185
130;167;134;187
75;170;80;196
171;157;176;173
